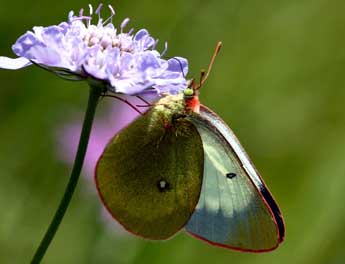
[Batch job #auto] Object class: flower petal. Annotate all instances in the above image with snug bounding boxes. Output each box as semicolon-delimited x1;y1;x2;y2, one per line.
134;29;149;41
114;79;155;95
12;32;44;57
25;46;63;67
138;52;161;71
167;57;188;76
0;57;32;69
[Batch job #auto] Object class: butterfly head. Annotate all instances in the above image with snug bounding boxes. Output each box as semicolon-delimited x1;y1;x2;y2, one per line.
184;86;200;113
183;41;222;113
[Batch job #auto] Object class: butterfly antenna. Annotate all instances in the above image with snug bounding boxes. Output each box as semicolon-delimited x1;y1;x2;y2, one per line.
170;57;186;78
136;95;151;106
195;41;222;90
104;94;143;115
188;78;196;88
198;70;206;88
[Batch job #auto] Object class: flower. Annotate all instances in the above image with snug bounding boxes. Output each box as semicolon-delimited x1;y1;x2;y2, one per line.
0;4;188;95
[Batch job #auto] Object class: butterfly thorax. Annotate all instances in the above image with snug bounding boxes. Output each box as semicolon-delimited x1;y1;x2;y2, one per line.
185;94;200;113
182;87;200;113
145;93;188;133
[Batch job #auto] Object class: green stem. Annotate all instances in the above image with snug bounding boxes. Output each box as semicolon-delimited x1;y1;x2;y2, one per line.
31;85;101;264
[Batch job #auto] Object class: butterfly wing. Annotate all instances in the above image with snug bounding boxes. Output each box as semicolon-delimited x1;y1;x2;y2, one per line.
96;99;204;240
185;105;285;252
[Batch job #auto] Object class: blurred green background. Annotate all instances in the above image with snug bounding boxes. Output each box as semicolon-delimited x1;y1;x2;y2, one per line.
1;0;345;263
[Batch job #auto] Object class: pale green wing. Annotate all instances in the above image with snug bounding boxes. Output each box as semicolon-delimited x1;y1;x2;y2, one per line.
96;97;204;240
185;105;285;252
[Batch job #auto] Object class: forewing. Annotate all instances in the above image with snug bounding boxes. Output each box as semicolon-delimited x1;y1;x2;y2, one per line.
96;107;204;240
185;105;285;252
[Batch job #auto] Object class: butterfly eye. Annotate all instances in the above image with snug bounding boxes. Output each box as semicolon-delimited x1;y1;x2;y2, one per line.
226;172;237;179
183;88;194;97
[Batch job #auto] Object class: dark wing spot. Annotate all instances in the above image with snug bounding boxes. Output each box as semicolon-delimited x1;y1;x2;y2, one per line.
226;172;237;179
157;179;171;192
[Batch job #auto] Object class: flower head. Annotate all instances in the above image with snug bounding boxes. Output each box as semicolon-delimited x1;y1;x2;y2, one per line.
0;4;188;95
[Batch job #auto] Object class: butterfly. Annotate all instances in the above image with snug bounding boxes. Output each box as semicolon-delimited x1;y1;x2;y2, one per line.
95;42;285;252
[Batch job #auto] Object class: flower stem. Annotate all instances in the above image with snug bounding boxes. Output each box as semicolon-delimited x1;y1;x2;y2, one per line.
31;85;101;264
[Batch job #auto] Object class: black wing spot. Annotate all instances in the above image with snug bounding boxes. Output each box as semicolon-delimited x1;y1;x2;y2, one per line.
157;179;171;192
226;172;237;179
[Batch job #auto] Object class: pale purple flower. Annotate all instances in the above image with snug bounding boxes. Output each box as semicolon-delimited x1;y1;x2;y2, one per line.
0;4;188;95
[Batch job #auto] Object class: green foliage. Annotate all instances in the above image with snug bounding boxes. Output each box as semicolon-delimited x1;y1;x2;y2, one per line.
0;0;345;263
